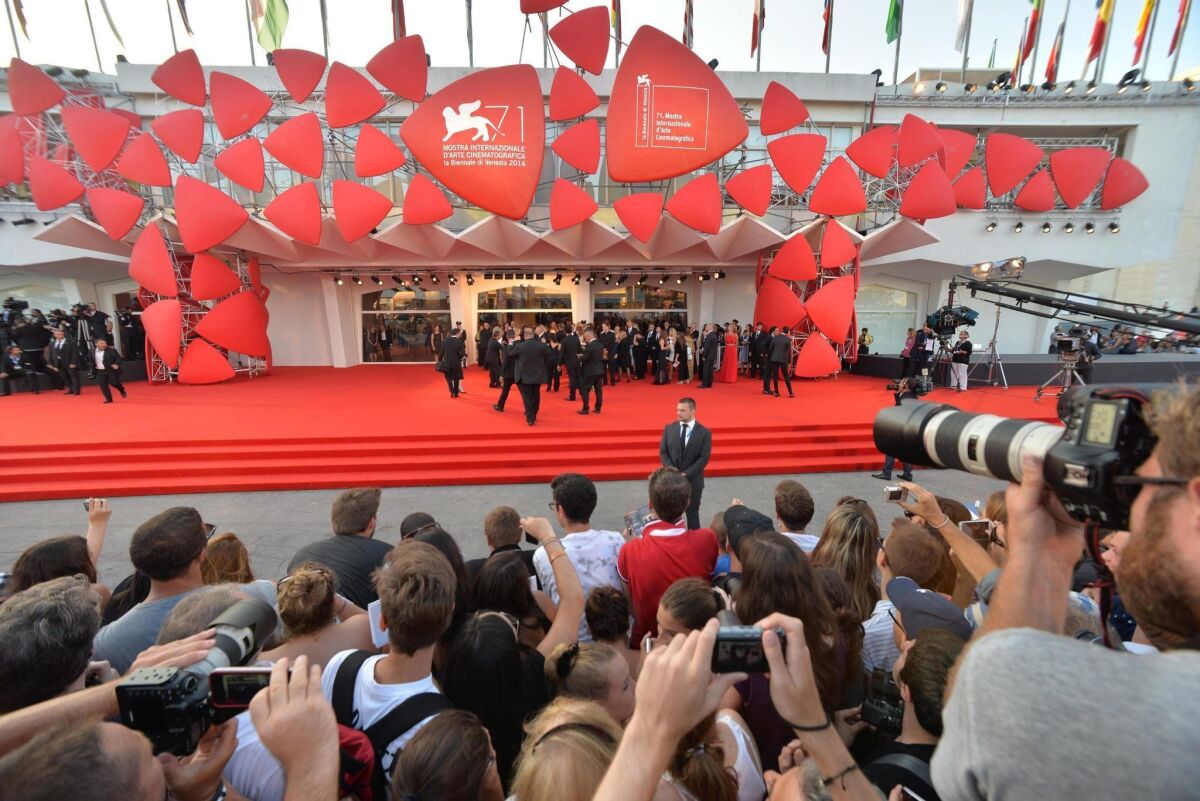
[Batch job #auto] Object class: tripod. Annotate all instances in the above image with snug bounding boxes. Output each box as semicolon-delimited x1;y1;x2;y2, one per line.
1034;354;1087;401
931;336;955;387
968;305;1008;389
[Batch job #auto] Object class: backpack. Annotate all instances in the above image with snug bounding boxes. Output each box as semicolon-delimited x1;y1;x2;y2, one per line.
331;650;453;801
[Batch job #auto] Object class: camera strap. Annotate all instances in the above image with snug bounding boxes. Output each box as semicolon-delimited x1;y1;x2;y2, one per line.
868;752;933;788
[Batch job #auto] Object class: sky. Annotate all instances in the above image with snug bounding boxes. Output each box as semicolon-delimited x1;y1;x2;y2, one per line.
1;0;1196;86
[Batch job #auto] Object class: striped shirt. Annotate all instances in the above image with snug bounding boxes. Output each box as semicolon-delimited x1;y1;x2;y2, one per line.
862;599;900;673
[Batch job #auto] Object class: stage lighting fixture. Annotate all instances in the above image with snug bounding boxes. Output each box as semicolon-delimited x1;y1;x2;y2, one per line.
12;217;35;226
658;273;667;285
914;81;926;94
334;275;344;286
371;274;383;286
936;81;947;93
1020;83;1035;94
714;270;726;280
697;272;708;282
352;275;363;286
448;274;458;285
1063;80;1076;95
985;220;997;232
552;272;562;285
1013;221;1024;233
466;274;475;285
707;58;719;70
675;274;685;284
636;274;648;286
1041;81;1056;92
430;274;440;284
994;71;1012;87
1086;80;1098;94
1183;77;1196;92
871;68;883;87
615;274;628;285
602;273;611;284
1139;80;1151;93
411;274;422;285
1085;222;1096;234
969;261;994;278
1063;221;1075;233
586;273;596;284
1108;221;1120;234
1118;69;1140;92
964;82;978;93
1041;221;1052;233
572;273;581;285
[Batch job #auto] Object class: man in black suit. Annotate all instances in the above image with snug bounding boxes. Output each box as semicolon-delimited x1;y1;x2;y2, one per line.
560;324;582;401
93;338;126;403
493;336;518;412
485;328;504;388
699;324;720;387
910;322;935;377
659;397;712;529
763;326;795;398
46;328;80;394
749;322;767;378
1;345;38;395
439;328;465;398
598;321;617;387
13;316;50;378
646;325;661;380
512;326;551;426
578;326;605;415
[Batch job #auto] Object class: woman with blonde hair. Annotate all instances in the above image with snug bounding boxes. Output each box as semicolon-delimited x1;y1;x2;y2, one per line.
810;504;881;623
545;642;636;726
511;697;623;801
261;562;373;668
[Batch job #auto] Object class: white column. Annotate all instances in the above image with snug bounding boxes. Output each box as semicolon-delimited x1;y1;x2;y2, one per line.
321;278;351;368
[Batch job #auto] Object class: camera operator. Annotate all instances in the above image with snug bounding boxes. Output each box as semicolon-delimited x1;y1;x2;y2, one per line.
118;305;144;358
932;382;1200;801
1;344;39;396
1071;328;1102;385
872;378;919;482
909;322;935;378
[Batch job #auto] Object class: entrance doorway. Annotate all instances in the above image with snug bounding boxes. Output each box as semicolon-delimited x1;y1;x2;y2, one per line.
476;285;574;338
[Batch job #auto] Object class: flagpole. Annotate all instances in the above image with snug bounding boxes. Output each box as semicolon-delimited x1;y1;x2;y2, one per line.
243;0;256;65
466;0;474;67
540;12;548;69
1029;7;1042;86
825;0;834;73
1140;0;1162;78
318;0;330;59
960;0;974;81
892;1;904;90
1098;0;1116;82
1169;1;1192;79
82;0;103;71
164;0;179;53
989;37;996;69
755;4;764;72
1013;17;1027;87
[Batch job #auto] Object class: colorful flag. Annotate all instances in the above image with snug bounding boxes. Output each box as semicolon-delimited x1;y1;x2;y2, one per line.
683;0;694;48
251;0;289;52
822;0;834;55
1012;17;1028;85
885;0;902;44
751;0;766;56
392;0;406;39
611;0;621;38
1087;0;1115;63
1045;0;1071;82
955;0;973;53
1133;0;1157;63
1169;0;1192;54
1022;0;1043;61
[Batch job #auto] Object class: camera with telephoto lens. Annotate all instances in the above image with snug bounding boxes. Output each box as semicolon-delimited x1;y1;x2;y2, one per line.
2;297;28;312
885;377;931;397
116;598;277;756
926;305;979;337
873;384;1162;530
860;668;903;737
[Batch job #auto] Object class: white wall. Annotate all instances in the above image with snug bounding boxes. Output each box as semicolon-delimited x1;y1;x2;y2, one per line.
263;273;334;366
710;270;757;327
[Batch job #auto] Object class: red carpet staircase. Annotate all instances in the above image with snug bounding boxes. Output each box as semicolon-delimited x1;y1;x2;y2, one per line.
0;422;883;501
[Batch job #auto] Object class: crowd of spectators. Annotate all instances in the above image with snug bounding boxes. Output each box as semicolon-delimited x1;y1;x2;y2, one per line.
1;382;1199;801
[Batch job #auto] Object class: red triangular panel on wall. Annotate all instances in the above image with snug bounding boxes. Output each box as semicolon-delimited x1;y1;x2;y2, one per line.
725;164;773;217
613;192;664;243
271;49;327;103
174;175;249;252
264;181;323;245
366;36;427;101
140;299;183;369
808;157;866;216
177;339;236;384
194;291;271;357
953;166;987;209
1100;157;1149;210
548;67;600;121
754;277;807;331
939;129;978;178
151;109;204;163
129;225;178;297
190;253;244;301
665;173;722;234
7;58;66;115
1049;147;1110;209
151;49;206;106
402;175;454;225
214;138;265;192
332;180;393;242
760;81;810;135
899;162;957;220
805;275;856;341
898;114;943;168
794;333;841;378
550;179;599;230
116;133;172;187
61;106;130;172
820;221;859;268
210;71;272;140
86;187;144;240
846;126;897;178
768;234;818;281
325;62;386;128
553;119;601;174
548;6;610;75
27;156;84;210
985;133;1044;196
1014;168;1056;212
355;123;407;177
263;112;324;179
768;133;826;195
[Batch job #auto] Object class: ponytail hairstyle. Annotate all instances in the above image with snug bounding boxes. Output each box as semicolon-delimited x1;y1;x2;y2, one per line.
545;643;616;702
659;577;724;632
276;562;336;637
668;712;737;801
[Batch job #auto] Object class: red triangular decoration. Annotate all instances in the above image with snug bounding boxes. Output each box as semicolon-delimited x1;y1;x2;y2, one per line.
194;291;270;357
325;62;385;128
86;187;144;240
665;173;722;234
768;133;827;195
898;114;943;168
332;180;393;242
1014;169;1056;212
27;156;83;210
939;129;978;179
0;117;25;186
754;277;807;331
174;175;249;252
899;162;958;219
614;193;664;243
805;275;856;341
355;123;407;177
548;6;610;75
1049;147;1111;209
264;181;323;245
190;252;244;301
809;157;866;216
760;81;809;135
820;221;859;268
151;109;205;163
141;299;183;369
794;333;841;378
263;112;323;179
61;106;130;172
1100;157;1149;210
366;36;427;102
214;138;265;192
116;133;172;187
548;67;599;121
272;49;327;103
953;166;987;209
177;339;236;384
985;133;1044;196
7;58;66;116
725;165;773;217
768;235;817;281
553;119;601;174
151;49;206;106
550;179;598;230
846;126;897;179
129;225;178;297
402;175;453;225
210;72;272;140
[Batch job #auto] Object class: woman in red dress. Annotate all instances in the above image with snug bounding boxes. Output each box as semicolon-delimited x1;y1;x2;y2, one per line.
717;322;739;383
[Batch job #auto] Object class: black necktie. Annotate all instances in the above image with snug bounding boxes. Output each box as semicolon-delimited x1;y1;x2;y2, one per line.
680;423;688;449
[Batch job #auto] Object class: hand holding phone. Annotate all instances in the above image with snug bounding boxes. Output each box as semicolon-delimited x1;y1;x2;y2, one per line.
884;486;909;504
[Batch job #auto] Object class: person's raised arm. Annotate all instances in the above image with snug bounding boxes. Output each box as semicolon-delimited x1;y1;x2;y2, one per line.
898;480;998;584
522;515;583;656
249;656;340;801
84;497;112;567
981;455;1083;637
593;620;744;801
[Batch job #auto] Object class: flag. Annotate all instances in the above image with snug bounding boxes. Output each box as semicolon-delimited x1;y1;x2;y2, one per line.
251;0;289;52
1169;0;1192;54
988;37;997;67
11;0;26;38
392;0;406;40
1133;0;1157;63
1022;0;1043;61
1087;0;1115;63
683;0;694;48
751;0;765;56
822;0;834;55
1045;0;1070;82
98;0;125;47
175;0;193;36
611;0;621;36
1012;17;1028;85
885;0;902;44
955;0;973;53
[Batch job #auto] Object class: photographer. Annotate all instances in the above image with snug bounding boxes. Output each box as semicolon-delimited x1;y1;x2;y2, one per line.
1;344;38;395
909;322;935;378
1072;329;1102;385
932;382;1200;800
872;378;919;482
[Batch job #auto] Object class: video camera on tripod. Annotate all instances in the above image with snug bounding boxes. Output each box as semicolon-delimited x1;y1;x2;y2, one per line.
926;305;980;337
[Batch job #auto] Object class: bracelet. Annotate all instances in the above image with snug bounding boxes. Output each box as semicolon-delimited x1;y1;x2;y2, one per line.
821;763;860;788
542;536;561;547
785;713;832;732
929;514;951;529
549;550;569;564
211;781;229;801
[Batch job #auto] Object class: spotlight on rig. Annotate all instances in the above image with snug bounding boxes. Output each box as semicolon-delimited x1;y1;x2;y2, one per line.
430;274;440;284
675;274;685;284
714;269;726;280
352;275;363;286
1086;80;1099;94
636;274;647;287
334;275;344;286
586;273;596;284
964;82;978;93
1183;77;1196;92
602;273;611;285
466;273;475;285
1063;80;1076;95
1013;221;1024;233
371;274;384;286
448;274;458;285
697;272;708;282
553;271;562;285
936;81;947;93
1041;81;1056;92
1108;221;1120;234
572;273;581;285
1085;222;1096;234
1063;221;1075;234
1117;68;1140;94
1041;221;1052;233
411;274;422;285
986;220;997;232
658;273;667;285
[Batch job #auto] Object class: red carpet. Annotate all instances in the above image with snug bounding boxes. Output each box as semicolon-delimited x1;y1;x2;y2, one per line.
0;367;1058;501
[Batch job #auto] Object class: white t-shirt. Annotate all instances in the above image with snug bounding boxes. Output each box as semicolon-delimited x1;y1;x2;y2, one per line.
223;650;440;801
781;531;819;553
533;528;624;642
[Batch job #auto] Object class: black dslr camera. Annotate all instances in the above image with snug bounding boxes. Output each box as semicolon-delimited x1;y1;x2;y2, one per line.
873;384;1161;530
860;668;903;737
117;598;277;756
885;376;931;397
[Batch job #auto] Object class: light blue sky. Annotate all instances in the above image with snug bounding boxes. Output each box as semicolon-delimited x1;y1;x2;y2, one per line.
2;0;1196;84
